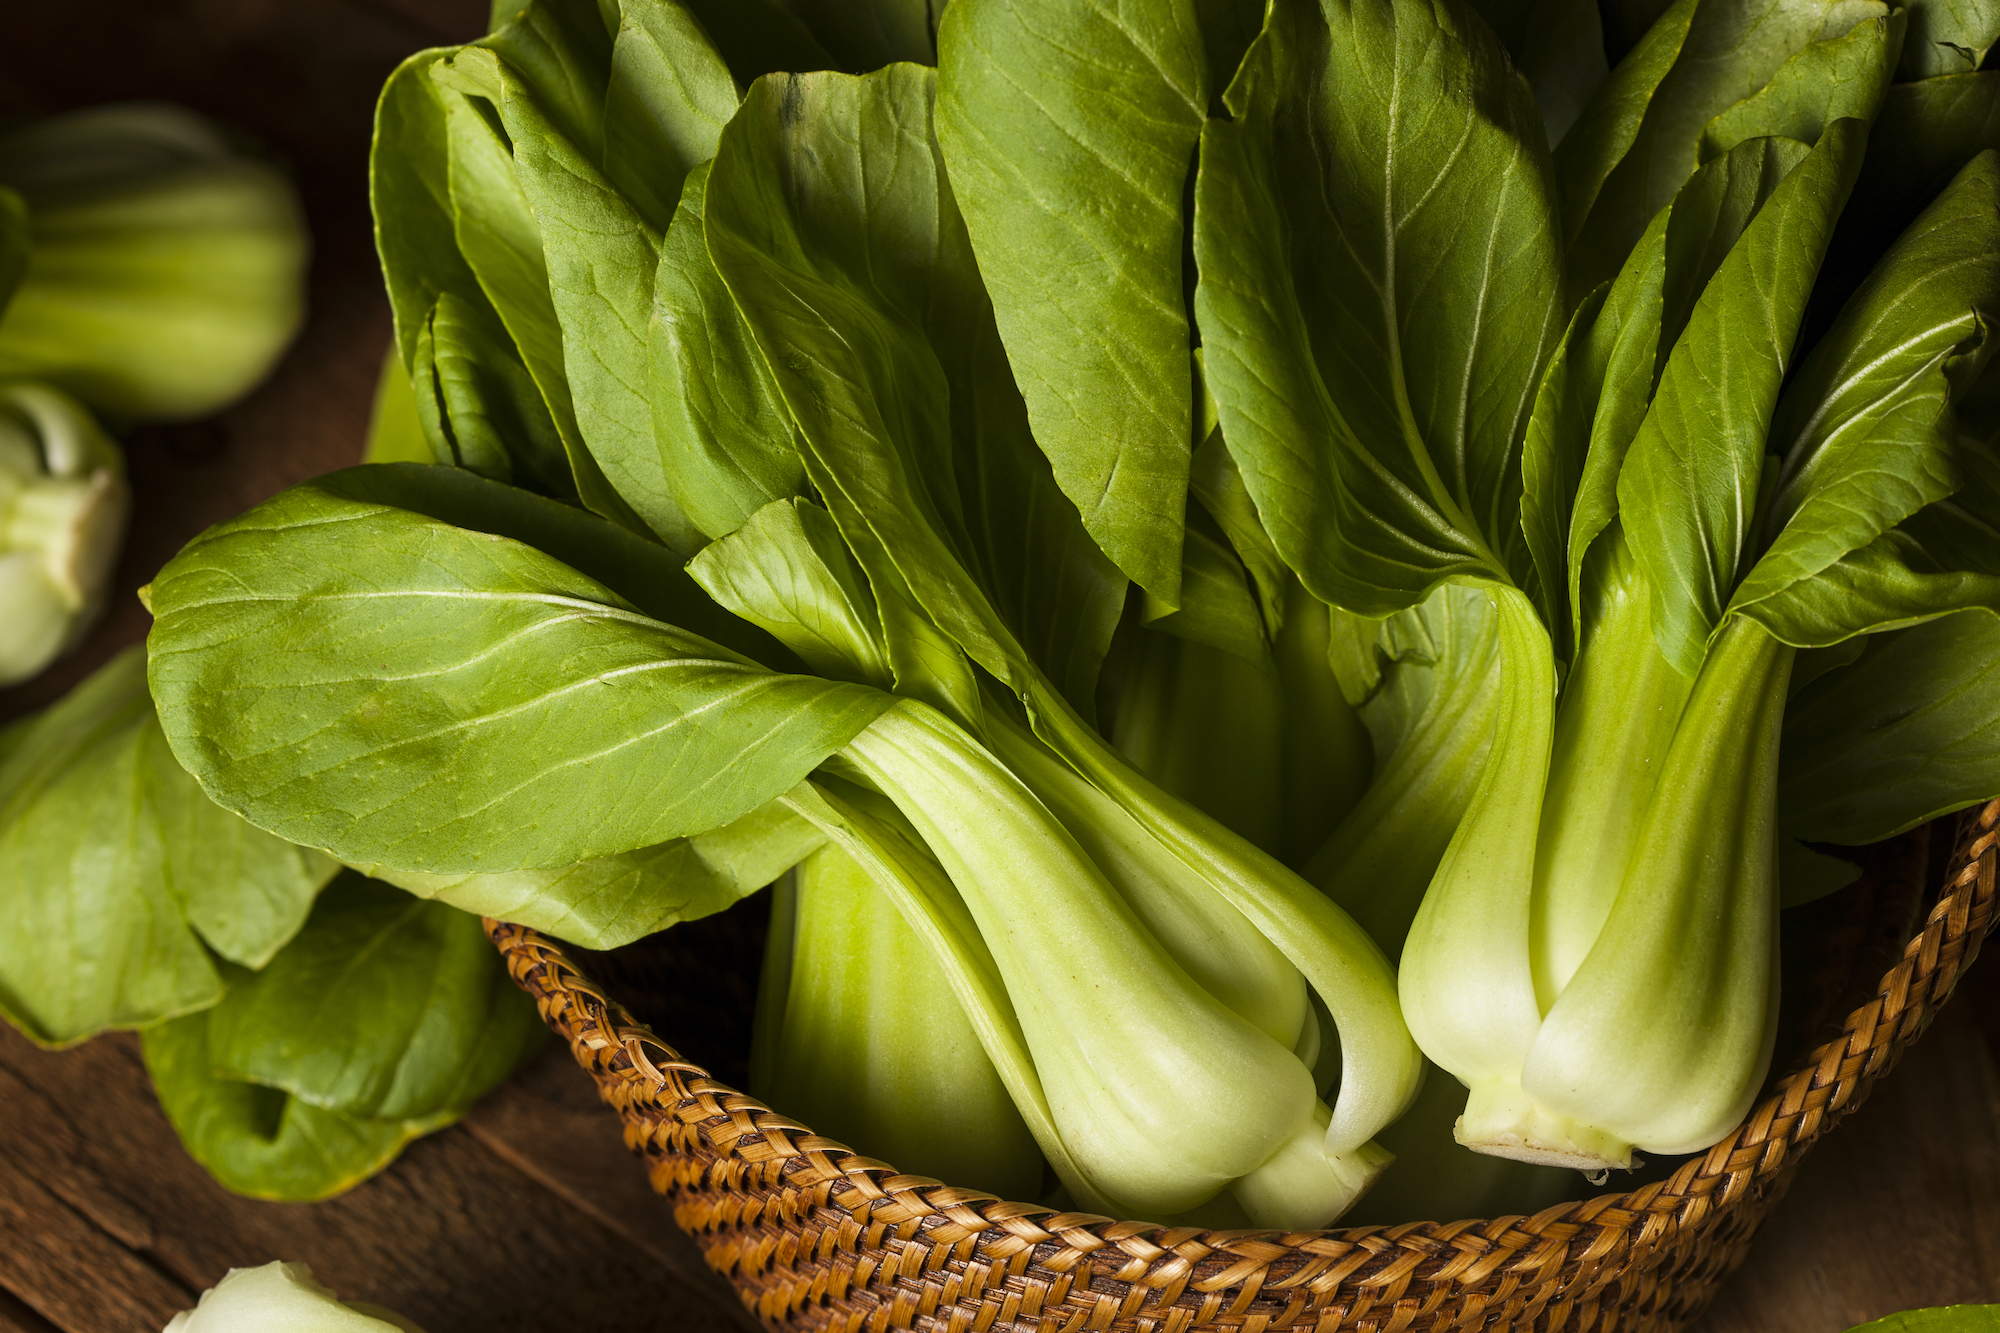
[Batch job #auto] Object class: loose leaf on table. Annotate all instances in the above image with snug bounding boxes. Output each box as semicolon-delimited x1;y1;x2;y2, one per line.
143;1003;451;1203
205;874;544;1121
1779;611;2000;843
145;474;891;874
1616;119;1863;675
935;0;1214;606
1733;153;2000;622
0;649;335;1047
1193;0;1564;616
648;161;807;542
703;65;1124;718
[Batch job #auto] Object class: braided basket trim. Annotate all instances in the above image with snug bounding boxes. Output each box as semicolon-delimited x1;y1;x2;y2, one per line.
488;799;2000;1333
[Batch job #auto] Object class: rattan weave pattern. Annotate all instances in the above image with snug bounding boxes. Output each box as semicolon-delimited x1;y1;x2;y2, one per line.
487;798;2000;1333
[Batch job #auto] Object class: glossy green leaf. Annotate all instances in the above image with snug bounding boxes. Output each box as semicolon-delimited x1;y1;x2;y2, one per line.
704;66;1123;716
362;348;433;467
1189;429;1288;634
1142;528;1270;666
0;651;335;1046
936;0;1207;605
1563;135;1808;646
688;498;892;686
1735;155;2000;620
1193;0;1564;616
206;874;544;1121
482;0;613;162
143;1004;450;1203
1567;0;1887;293
603;0;737;232
146;478;892;872
1780;612;2000;843
298;463;792;668
1901;0;2000;77
1618;120;1863;675
1698;11;1901;162
415;292;574;495
435;45;696;552
372;51;484;374
648;161;806;542
1519;283;1613;649
361;797;823;949
1553;0;1694;248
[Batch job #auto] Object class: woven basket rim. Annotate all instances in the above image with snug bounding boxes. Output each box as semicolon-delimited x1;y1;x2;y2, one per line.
489;798;1999;1331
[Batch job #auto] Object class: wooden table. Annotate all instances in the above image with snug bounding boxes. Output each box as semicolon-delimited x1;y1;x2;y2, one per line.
0;3;1995;1330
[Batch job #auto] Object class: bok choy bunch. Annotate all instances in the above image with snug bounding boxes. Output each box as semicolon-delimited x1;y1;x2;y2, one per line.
143;0;1420;1229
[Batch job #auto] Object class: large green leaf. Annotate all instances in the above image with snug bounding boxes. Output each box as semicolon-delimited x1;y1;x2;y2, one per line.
1901;0;2000;77
602;0;737;232
145;478;891;872
1845;1307;2000;1332
1567;0;1889;292
362;799;822;951
1564;134;1810;644
301;463;792;668
434;45;696;552
1617;119;1863;675
648;161;807;542
0;651;335;1047
688;498;893;686
1734;154;2000;619
205;874;544;1121
372;50;484;376
935;0;1209;605
1697;10;1901;161
1193;0;1565;616
1780;612;2000;843
703;66;1123;716
143;1004;451;1203
1553;0;1695;249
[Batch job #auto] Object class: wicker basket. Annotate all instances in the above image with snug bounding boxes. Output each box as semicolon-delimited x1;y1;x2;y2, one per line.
485;798;2000;1332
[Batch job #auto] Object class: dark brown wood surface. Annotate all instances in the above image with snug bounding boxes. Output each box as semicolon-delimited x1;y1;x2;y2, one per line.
0;2;1994;1330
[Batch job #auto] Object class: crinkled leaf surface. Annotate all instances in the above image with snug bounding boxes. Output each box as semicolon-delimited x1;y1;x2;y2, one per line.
1698;11;1900;161
1193;0;1564;616
935;0;1210;605
205;873;544;1121
1617;120;1863;674
0;650;334;1046
146;477;890;872
1780;611;2000;843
